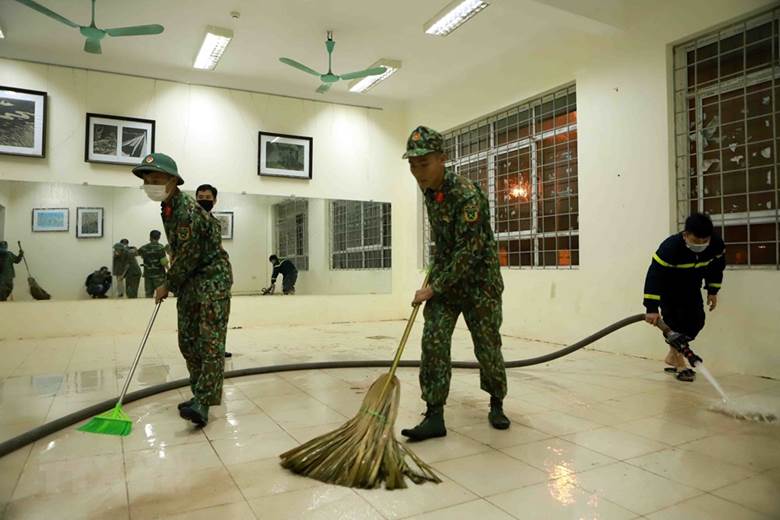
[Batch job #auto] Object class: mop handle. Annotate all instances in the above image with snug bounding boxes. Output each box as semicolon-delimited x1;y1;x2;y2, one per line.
116;302;161;404
17;241;32;275
378;274;430;400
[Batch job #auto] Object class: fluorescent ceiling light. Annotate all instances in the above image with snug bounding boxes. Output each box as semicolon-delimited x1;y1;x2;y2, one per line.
193;26;233;70
0;22;4;39
424;0;489;37
349;59;402;93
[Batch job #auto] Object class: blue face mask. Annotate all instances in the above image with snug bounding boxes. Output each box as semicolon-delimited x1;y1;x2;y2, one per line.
685;241;709;253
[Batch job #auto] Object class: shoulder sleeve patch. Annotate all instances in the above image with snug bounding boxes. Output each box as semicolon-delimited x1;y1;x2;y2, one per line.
463;204;480;223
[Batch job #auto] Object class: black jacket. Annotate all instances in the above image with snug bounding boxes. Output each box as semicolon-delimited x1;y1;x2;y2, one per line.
643;232;725;312
271;258;297;284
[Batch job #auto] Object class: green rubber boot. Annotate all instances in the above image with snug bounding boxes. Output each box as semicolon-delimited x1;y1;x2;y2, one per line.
401;404;446;441
489;397;511;430
179;400;209;427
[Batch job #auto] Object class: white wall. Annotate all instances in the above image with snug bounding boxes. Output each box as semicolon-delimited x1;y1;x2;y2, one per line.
0;58;416;317
298;198;392;296
406;0;780;378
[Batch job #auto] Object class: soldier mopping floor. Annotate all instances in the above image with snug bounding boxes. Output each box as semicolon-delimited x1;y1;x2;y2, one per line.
279;126;510;489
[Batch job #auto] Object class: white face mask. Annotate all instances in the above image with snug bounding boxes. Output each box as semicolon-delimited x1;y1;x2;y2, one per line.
685;241;709;253
143;184;169;202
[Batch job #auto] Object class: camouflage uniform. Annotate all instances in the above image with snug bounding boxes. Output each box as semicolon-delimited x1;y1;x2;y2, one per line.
124;246;142;299
112;242;128;297
0;245;23;302
138;241;168;298
409;128;508;406
161;190;233;407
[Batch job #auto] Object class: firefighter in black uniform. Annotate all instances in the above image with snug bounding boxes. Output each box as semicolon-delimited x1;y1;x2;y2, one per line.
264;255;298;295
643;213;725;382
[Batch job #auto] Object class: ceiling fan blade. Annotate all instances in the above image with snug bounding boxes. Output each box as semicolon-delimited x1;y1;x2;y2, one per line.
15;0;80;28
84;38;102;54
315;83;332;94
338;66;388;81
105;24;164;37
279;58;322;77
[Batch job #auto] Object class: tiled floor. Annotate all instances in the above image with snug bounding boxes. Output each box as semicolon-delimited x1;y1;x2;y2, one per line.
0;320;778;519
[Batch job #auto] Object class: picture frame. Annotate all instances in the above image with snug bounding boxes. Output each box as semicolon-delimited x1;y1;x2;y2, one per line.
32;208;69;232
258;131;312;180
0;86;47;158
213;211;234;240
85;113;155;165
76;207;104;238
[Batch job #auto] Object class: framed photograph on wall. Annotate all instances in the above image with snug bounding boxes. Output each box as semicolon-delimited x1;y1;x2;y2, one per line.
0;86;47;158
85;113;155;165
258;131;312;180
76;207;104;238
32;208;69;232
213;211;234;240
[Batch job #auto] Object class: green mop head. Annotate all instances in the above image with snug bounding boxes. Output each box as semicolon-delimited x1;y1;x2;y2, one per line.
78;403;133;436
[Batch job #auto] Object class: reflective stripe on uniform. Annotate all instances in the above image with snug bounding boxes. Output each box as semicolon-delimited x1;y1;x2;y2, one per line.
653;253;714;269
643;293;661;300
707;283;722;288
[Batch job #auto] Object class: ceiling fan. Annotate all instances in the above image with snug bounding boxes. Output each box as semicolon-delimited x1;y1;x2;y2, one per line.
14;0;164;54
279;31;387;94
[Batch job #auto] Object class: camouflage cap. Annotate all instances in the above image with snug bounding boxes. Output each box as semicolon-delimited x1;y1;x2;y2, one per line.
402;126;444;159
132;153;184;185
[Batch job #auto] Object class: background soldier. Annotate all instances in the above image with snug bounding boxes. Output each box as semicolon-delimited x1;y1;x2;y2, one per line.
265;255;297;295
138;230;169;298
0;241;24;302
195;183;233;358
400;126;510;442
112;240;128;298
133;153;233;427
122;239;142;299
85;266;112;299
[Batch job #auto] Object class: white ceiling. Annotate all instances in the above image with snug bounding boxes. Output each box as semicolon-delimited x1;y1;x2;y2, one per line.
0;0;626;108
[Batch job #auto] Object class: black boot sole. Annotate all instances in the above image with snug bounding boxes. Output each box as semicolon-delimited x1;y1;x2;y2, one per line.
400;429;447;442
179;406;207;427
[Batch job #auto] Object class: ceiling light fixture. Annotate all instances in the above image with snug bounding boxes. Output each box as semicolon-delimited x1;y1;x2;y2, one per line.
424;0;489;37
348;59;401;93
193;26;233;70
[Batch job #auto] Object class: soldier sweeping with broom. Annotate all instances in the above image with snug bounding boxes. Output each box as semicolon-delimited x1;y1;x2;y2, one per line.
133;153;233;427
402;126;510;441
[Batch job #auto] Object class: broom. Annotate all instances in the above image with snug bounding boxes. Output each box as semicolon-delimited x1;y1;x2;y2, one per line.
79;302;161;436
18;241;50;300
279;277;441;490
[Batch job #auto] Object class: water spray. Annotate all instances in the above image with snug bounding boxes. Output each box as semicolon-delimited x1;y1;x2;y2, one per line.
657;320;777;424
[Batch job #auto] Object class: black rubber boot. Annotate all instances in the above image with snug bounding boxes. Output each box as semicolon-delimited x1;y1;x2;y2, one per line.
401;405;446;441
177;398;194;411
179;401;209;427
489;397;511;430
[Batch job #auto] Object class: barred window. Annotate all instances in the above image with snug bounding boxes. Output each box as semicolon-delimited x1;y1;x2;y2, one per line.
331;200;392;269
274;199;308;270
424;84;578;269
674;7;780;268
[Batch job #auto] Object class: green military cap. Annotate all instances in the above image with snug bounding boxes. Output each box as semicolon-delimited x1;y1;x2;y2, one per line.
402;126;445;159
132;153;184;185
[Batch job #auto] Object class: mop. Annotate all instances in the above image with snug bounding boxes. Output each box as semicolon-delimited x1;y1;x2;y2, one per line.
279;277;441;490
17;241;51;300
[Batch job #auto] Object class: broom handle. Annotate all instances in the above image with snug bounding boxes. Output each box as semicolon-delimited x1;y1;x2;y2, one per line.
17;241;32;275
116;302;161;404
378;274;430;401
